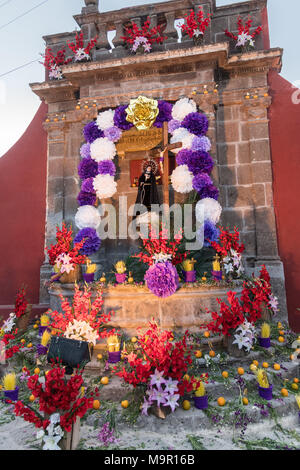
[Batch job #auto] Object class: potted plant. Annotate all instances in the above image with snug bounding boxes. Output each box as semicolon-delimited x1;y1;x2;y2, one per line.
3;373;19;403
39;314;50;337
209;227;245;280
121;17;167;54
193;381;208;410
83;259;97;283
15;286;32;333
182;258;197;283
225;16;262;53
256;368;273;401
181;7;211;46
114;261;127;284
259;323;271;348
37;330;52;357
107;335;121;363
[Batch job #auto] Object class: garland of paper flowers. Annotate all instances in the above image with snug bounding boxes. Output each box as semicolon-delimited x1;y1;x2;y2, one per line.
75;95;222;255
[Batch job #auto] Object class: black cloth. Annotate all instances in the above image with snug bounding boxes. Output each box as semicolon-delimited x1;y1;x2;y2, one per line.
135;172;160;211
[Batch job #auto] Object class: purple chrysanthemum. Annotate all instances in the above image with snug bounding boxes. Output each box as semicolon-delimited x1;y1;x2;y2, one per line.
144;261;179;298
81;177;96;194
83;121;104;143
182;112;209;137
176;149;194;166
74;227;101;255
199;184;219;200
78;157;99;179
191;136;211;153
187;151;214;175
104;126;122;142
153;100;173;128
192;173;213;193
80;143;91;158
114;105;134;131
77;190;97;207
203;220;220;247
168;119;181;134
98;160;116;176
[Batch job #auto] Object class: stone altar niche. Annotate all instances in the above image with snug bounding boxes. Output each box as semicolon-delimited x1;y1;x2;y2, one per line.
31;0;287;328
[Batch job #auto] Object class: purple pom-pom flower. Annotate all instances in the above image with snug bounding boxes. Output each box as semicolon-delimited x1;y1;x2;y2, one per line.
81;177;96;194
98;160;116;176
78;157;99;180
114;105;134;131
80;143;91;158
182;112;209;137
153;101;173;128
191;136;211;153
168;119;181;134
144;261;179;298
192;173;213;193
176;149;194;166
74;228;101;255
83;121;104;143
104;126;122;142
203;220;220;247
77;191;97;207
187;151;214;175
199;184;219;200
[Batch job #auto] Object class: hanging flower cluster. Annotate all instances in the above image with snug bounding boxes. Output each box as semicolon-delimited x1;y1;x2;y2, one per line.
116;320;201;397
209;227;245;279
41;47;72;80
181;7;211;40
121;17;167;54
67;31;98;62
225;16;262;51
14;286;28;318
47;284;114;340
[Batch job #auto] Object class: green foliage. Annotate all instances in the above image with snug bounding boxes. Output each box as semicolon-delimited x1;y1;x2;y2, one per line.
187;434;207;450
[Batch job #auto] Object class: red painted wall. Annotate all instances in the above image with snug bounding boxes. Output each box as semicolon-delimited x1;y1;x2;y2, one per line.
268;71;300;332
0;102;48;315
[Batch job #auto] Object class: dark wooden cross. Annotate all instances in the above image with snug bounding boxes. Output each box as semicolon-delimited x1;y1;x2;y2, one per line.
160;121;182;210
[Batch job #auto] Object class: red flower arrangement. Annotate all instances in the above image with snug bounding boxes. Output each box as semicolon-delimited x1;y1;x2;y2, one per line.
116;320;201;396
48;284;114;340
41;47;72;80
67;31;98;62
121;17;167;53
181;7;211;40
14;286;28;318
14;364;94;433
225;16;262;50
210;226;245;258
46;222;86;269
204;265;274;336
134;225;188;267
1;330;25;360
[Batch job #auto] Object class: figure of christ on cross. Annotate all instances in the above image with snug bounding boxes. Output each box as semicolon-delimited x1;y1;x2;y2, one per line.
160;121;182;211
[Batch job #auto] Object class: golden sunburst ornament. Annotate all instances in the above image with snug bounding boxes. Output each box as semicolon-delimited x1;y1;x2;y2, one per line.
125;95;159;131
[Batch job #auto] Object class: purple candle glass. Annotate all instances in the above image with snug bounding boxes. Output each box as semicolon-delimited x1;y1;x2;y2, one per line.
183;270;196;283
108;351;121;363
39;326;50;337
37;344;49;356
211;270;222;281
115;273;127;284
193;395;208;410
4;387;19;403
259;337;271;348
83;273;95;283
258;384;273;401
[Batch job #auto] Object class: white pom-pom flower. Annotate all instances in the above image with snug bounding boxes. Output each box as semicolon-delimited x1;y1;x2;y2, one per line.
172;98;197;122
170;127;194;153
96;109;115;130
93;174;117;199
90;137;116;162
75;205;101;230
195;198;222;225
171;165;193;193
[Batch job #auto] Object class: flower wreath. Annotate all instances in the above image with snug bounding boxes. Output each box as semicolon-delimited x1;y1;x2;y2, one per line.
75;95;222;254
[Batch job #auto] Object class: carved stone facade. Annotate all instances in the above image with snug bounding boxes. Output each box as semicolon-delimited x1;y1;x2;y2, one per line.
31;0;287;317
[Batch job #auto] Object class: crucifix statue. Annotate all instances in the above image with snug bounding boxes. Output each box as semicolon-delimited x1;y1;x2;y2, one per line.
160;121;182;210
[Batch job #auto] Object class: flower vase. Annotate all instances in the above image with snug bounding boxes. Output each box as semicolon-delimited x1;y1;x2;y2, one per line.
4;387;19;403
260;302;273;322
59;265;81;284
183;270;196;283
258;385;273;401
17;304;32;333
193;34;204;46
83;273;95;283
150;405;172;420
51;273;60;283
108;351;121;364
193;395;208;410
115;273;127;284
259;337;271;349
211;270;222;281
59;417;81;450
223;335;249;358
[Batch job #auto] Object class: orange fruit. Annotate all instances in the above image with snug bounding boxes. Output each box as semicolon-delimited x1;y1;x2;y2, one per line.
100;377;109;385
273;364;281;371
222;371;229;379
97;354;103;361
20;339;25;344
217;397;226;406
278;336;285;343
121;400;129;409
182;400;191;410
27;343;33;348
242;397;249;406
281;388;289;397
29;395;35;402
183;374;190;382
250;364;257;372
93;400;101;410
237;367;245;376
195;350;202;358
209;350;216;358
293;378;299;384
262;362;269;369
131;337;138;343
204;331;210;338
33;324;38;330
292;383;299;391
279;330;285;336
0;385;2;391
252;360;259;367
34;368;40;375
